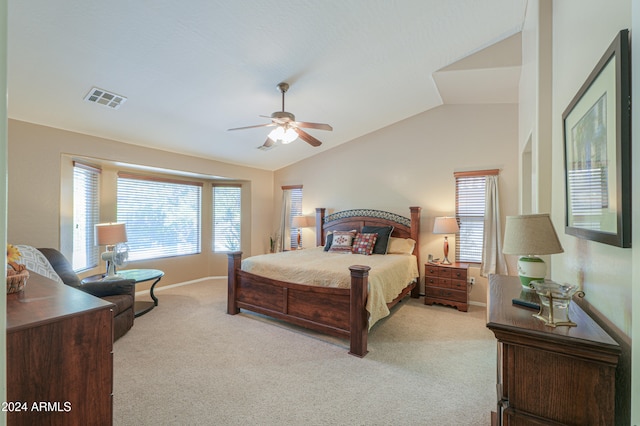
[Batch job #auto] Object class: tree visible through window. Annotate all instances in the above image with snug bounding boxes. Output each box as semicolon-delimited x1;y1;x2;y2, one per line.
213;185;241;252
117;173;202;261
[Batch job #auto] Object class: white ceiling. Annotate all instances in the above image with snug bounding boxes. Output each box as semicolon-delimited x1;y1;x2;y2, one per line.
8;0;527;171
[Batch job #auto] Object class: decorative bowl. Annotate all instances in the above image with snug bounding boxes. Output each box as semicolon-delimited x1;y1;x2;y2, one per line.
7;269;29;294
530;280;579;308
529;280;583;327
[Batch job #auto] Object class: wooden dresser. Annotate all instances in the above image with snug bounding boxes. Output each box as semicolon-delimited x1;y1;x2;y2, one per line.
424;262;469;311
487;274;620;425
6;272;114;426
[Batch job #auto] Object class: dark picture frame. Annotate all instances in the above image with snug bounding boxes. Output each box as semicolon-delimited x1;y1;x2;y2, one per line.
562;29;631;248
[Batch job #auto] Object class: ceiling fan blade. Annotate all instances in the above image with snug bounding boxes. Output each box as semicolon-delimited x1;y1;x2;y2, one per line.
228;123;275;131
294;121;333;131
294;128;322;147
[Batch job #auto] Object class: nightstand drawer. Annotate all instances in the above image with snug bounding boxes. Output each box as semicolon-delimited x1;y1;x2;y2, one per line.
425;277;450;288
450;280;467;291
437;268;452;278
450;268;467;280
425;265;439;276
425;287;467;303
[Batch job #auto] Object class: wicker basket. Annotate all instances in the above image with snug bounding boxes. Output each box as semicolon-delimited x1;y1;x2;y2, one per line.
7;269;29;294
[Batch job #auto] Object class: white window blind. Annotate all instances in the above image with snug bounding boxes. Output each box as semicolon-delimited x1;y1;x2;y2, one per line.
567;167;608;230
213;185;241;252
455;173;487;263
288;187;303;249
117;173;202;261
72;162;101;271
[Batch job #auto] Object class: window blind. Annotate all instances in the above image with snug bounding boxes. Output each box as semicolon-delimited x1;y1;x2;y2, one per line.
567;167;607;230
288;187;303;248
117;174;202;261
72;162;101;271
455;173;488;263
212;185;241;252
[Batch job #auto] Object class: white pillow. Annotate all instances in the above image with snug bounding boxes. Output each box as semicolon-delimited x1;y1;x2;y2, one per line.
15;245;65;285
328;230;357;253
387;237;416;255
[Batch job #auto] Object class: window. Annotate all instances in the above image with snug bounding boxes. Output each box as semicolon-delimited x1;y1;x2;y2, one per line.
454;170;497;263
72;162;100;271
286;186;303;249
117;173;202;261
212;185;241;252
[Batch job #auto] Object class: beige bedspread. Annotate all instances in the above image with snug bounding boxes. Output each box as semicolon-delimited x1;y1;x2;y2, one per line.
241;247;419;328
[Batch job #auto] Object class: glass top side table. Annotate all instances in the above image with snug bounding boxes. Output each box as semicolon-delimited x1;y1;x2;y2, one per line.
81;268;164;317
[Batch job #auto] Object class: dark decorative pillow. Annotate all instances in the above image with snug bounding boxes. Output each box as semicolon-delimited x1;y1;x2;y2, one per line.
362;225;394;254
328;231;357;253
351;233;378;255
323;232;334;251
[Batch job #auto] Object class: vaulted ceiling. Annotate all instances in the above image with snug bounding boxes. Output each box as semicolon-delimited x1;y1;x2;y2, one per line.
8;0;527;171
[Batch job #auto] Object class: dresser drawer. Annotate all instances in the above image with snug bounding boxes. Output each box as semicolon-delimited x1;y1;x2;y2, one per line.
437;268;452;278
425;265;440;276
425;277;451;288
450;280;467;291
425;287;467;303
450;268;467;280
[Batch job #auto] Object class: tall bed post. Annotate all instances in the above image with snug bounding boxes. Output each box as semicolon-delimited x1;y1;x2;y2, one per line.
409;206;421;298
227;252;242;314
315;207;326;247
349;265;370;357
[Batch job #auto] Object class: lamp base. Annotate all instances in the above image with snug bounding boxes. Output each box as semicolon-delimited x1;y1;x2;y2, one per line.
517;256;546;291
441;236;451;265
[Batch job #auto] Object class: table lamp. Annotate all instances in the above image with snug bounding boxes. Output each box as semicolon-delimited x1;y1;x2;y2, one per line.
433;217;459;265
95;222;128;279
291;215;311;249
502;214;564;290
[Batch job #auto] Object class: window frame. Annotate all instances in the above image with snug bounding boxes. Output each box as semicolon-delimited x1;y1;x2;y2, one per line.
72;161;101;272
212;184;242;253
282;185;303;250
454;169;499;264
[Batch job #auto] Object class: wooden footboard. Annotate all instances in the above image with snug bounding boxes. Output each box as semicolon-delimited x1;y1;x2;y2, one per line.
228;252;371;357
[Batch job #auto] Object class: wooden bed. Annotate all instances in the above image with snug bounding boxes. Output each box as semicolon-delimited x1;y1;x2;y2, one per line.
227;206;421;357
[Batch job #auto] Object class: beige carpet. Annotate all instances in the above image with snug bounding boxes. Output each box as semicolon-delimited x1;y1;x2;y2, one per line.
113;279;496;425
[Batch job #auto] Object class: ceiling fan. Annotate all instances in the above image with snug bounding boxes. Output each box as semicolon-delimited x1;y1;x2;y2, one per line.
228;82;333;148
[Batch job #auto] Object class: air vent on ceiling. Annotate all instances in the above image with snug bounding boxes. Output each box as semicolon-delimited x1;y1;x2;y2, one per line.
84;87;127;109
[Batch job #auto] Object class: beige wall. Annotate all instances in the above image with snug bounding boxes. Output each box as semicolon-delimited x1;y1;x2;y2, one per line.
7;119;274;288
519;0;553;214
274;103;520;304
522;0;638;420
548;0;632;334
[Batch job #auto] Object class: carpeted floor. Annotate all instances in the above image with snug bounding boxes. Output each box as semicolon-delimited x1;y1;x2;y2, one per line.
113;278;496;425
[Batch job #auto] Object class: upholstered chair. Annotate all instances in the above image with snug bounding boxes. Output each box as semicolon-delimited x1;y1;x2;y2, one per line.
37;248;135;341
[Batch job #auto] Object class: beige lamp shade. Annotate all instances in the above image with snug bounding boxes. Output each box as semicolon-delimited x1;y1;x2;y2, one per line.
95;222;128;246
502;214;564;290
502;214;564;255
432;217;459;234
291;215;311;228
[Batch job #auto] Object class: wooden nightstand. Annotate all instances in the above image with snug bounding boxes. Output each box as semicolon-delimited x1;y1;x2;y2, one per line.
424;262;470;312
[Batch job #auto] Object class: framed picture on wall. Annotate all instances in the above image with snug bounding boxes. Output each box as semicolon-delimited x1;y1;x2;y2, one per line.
562;29;631;248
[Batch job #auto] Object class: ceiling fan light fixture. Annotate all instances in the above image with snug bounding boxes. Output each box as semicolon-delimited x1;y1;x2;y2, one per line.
268;126;298;144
